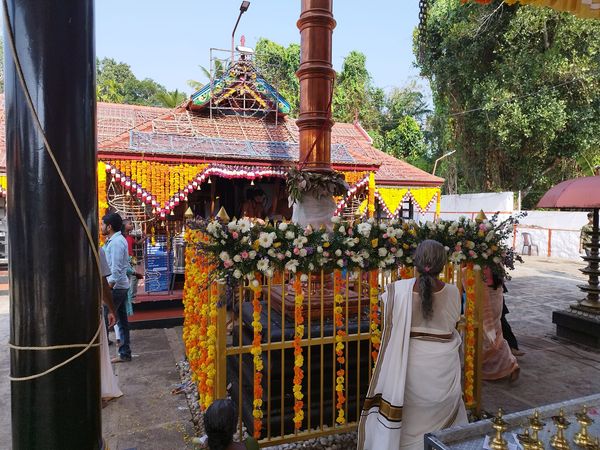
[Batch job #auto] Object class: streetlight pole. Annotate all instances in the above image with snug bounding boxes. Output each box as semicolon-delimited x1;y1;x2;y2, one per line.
432;150;456;176
231;1;250;64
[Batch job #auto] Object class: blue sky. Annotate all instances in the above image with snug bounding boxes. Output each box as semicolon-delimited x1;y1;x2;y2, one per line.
96;0;428;96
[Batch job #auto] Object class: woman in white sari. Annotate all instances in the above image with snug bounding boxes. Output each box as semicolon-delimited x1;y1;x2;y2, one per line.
358;240;468;450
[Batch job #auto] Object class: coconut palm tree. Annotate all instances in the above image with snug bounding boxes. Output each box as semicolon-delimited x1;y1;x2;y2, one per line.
155;89;187;108
187;60;227;92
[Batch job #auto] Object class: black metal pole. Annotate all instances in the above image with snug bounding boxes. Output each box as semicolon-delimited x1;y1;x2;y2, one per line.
5;1;100;449
579;207;600;307
231;10;244;63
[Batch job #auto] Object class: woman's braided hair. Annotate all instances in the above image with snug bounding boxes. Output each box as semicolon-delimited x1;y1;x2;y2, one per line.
413;239;447;320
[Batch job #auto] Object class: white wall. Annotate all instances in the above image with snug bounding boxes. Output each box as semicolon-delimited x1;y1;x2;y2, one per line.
515;210;589;260
416;191;590;260
418;192;514;222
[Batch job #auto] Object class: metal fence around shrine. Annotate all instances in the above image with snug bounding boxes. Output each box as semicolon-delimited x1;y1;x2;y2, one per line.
184;252;485;447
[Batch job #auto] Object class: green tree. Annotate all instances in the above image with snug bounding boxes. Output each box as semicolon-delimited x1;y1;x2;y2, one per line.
254;38;301;115
187;60;226;91
382;83;430;131
96;78;124;103
417;0;600;204
96;57;171;107
333;51;384;130
155;89;187;108
383;116;428;169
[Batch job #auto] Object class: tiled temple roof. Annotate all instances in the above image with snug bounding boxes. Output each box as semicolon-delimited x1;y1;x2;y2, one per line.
0;96;443;187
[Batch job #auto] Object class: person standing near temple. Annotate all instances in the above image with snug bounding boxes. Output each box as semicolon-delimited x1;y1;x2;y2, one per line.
122;218;144;304
241;188;267;219
102;212;132;363
358;240;467;450
98;246;123;404
480;267;520;382
581;212;594;257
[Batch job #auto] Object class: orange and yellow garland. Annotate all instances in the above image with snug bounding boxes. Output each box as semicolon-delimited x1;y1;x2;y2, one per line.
341;170;368;185
110;160;208;207
292;276;305;430
250;278;264;438
205;282;218;408
399;266;414;279
333;270;346;425
463;263;476;407
182;230;216;409
368;271;381;363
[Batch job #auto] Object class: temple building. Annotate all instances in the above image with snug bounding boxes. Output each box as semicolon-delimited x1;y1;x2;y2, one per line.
0;50;442;279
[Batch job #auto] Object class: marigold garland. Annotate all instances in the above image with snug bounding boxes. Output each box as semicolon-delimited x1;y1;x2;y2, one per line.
368;270;381;363
333;270;346;425
250;278;264;438
182;230;215;410
341;170;368;185
292;276;305;430
205;282;218;408
399;266;414;279
463;263;477;407
110;160;208;208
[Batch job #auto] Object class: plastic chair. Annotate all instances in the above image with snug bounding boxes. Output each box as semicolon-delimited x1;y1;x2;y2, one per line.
521;232;539;256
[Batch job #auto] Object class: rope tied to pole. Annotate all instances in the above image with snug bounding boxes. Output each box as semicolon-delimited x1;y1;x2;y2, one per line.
3;0;104;382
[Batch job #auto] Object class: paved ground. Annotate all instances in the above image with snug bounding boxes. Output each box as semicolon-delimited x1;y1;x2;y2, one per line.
102;326;196;450
1;256;600;449
482;256;600;413
0;295;194;450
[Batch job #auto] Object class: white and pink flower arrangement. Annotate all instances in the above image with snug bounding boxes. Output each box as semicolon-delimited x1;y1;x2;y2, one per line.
190;213;522;282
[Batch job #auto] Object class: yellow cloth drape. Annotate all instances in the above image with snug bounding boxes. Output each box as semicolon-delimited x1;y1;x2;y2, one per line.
464;0;600;19
361;187;441;217
0;175;6;191
408;188;441;214
367;173;376;218
359;199;368;214
377;188;409;215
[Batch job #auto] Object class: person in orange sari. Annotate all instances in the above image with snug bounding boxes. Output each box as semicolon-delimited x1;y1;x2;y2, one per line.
481;266;520;381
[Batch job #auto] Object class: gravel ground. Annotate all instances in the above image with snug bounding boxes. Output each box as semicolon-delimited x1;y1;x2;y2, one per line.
177;360;358;449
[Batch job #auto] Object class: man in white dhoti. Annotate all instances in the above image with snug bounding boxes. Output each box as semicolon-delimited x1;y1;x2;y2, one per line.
358;240;468;450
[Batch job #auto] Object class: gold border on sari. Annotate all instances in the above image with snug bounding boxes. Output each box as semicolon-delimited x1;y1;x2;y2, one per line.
362;393;404;422
358;281;399;448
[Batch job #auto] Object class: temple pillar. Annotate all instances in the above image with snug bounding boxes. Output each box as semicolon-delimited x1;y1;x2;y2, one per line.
296;0;336;171
293;0;338;228
5;1;101;448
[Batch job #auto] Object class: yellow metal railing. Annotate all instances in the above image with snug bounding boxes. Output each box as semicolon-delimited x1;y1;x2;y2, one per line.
218;271;377;446
183;243;484;446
